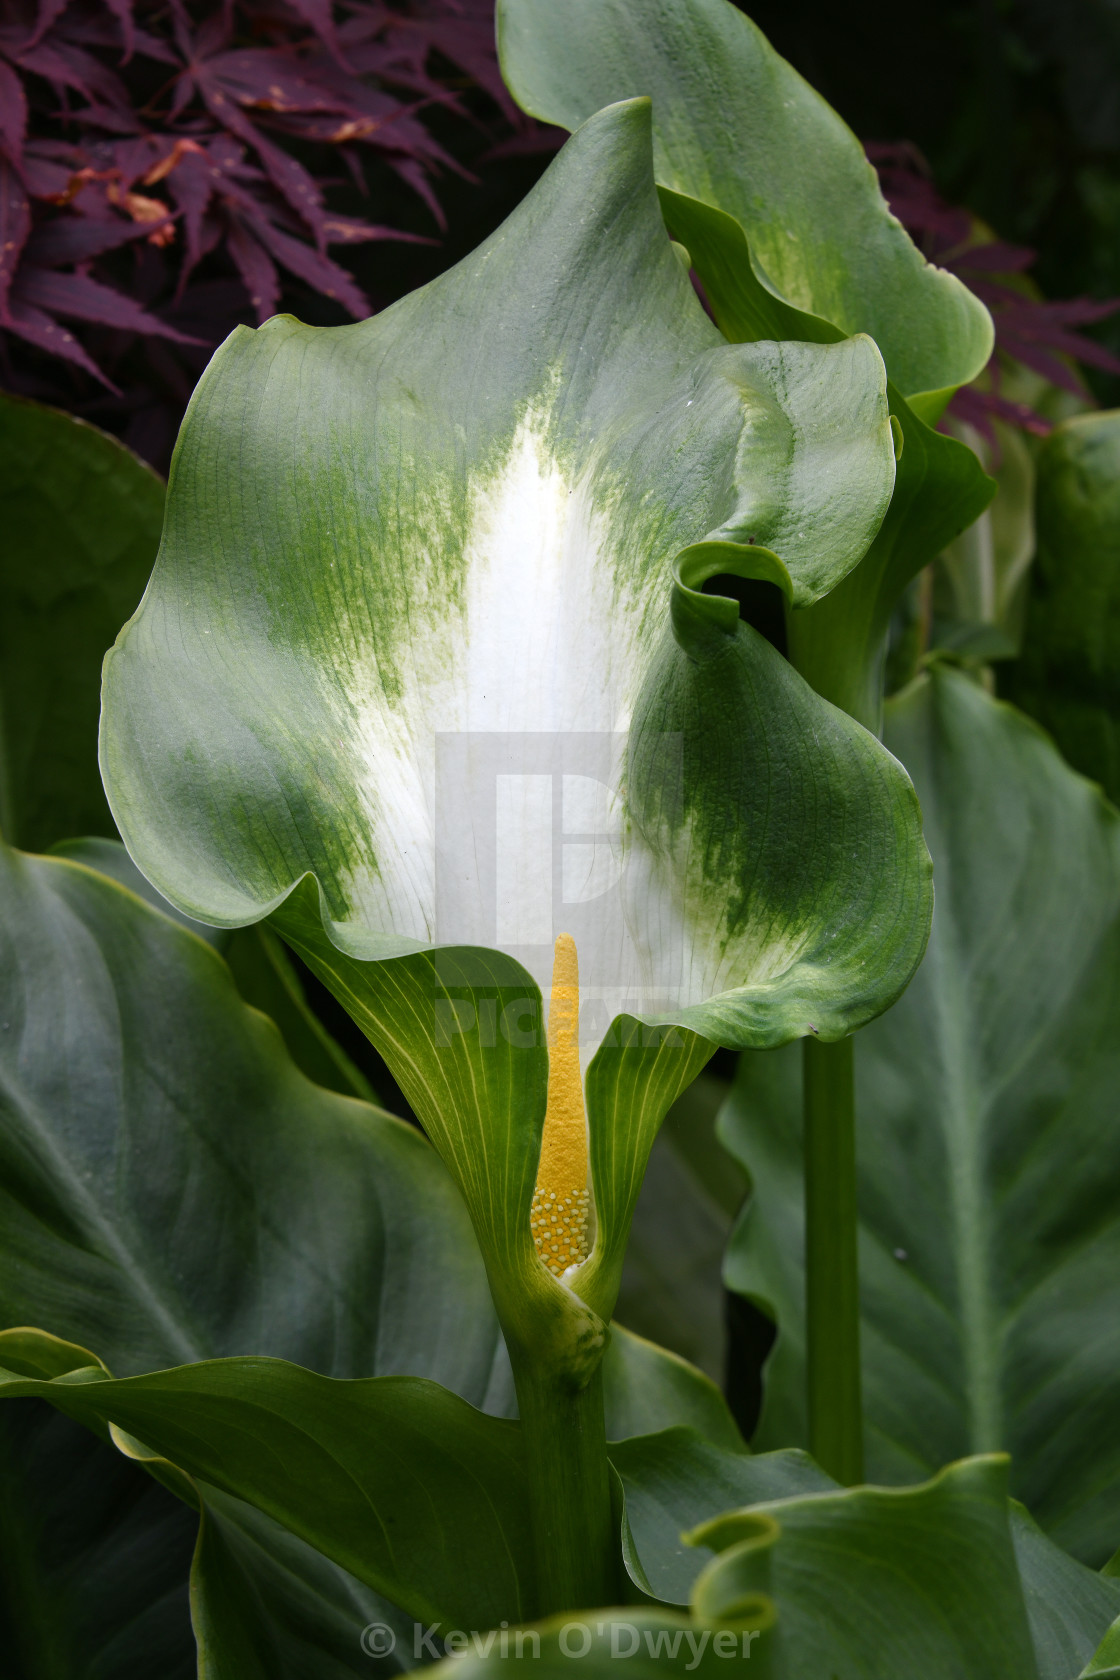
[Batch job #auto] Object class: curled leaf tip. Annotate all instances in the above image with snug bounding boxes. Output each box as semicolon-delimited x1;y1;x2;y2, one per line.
532;934;592;1278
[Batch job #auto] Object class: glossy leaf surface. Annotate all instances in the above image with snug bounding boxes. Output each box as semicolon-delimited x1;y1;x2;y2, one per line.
615;1427;1120;1678
0;830;743;1658
496;0;992;403
187;1487;415;1680
724;668;1120;1563
50;834;376;1102
435;1456;1106;1679
1012;1505;1120;1680
0;1333;536;1631
611;1430;829;1604
690;1457;1038;1679
0;842;505;1390
0;830;743;1432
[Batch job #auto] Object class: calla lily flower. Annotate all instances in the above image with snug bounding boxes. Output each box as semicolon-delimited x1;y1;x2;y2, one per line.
101;101;931;1357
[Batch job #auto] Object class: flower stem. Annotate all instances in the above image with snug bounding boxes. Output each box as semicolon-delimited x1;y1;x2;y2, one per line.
803;1034;863;1484
785;603;876;1487
511;1358;619;1615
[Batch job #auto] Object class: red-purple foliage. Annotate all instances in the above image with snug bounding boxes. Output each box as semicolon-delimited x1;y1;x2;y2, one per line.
0;0;525;454
867;141;1120;437
4;8;1115;459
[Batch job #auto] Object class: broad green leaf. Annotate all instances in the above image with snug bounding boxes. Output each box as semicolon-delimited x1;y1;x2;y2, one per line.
1005;410;1120;804
101;1418;416;1678
688;1457;1038;1679
602;1328;743;1453
610;1429;829;1604
0;1335;535;1632
50;834;376;1101
0;1401;196;1679
617;1440;1108;1677
0;394;162;852
437;1458;1057;1680
0;828;745;1431
0;838;521;1649
189;1488;415;1679
0;828;743;1664
0;841;505;1391
1083;1614;1120;1678
723;667;1120;1563
0;1334;749;1650
100;99;924;1061
496;0;993;403
1011;1504;1120;1680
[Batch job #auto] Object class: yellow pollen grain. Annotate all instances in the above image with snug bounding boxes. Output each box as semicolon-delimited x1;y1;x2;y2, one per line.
531;933;591;1279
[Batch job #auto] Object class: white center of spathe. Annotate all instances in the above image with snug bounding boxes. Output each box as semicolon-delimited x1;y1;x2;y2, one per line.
327;410;802;1050
338;412;642;938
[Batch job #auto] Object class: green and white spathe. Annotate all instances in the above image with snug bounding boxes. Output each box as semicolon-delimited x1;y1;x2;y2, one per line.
102;100;928;1060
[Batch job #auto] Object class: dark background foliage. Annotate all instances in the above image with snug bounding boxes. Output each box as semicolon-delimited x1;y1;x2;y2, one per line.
0;0;558;468
747;0;1120;407
1;0;1119;468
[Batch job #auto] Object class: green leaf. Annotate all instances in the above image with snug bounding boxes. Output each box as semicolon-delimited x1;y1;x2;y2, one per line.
0;394;162;852
618;1441;1112;1677
0;835;523;1647
0;1334;535;1632
50;834;376;1101
610;1429;828;1604
0;841;505;1390
689;1457;1038;1679
0;827;744;1434
437;1456;1072;1679
0;828;742;1662
1011;1503;1120;1680
1082;1613;1120;1678
188;1488;415;1680
107;1394;419;1678
0;1401;196;1679
100;98;926;1074
723;667;1120;1563
1004;409;1120;805
496;0;993;403
603;1328;743;1453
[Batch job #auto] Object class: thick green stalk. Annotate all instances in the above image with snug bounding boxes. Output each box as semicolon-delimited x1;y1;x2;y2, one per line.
803;1034;863;1484
510;1357;618;1615
787;609;875;1488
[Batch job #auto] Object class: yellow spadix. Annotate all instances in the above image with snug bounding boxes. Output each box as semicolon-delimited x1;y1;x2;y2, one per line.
531;933;591;1278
